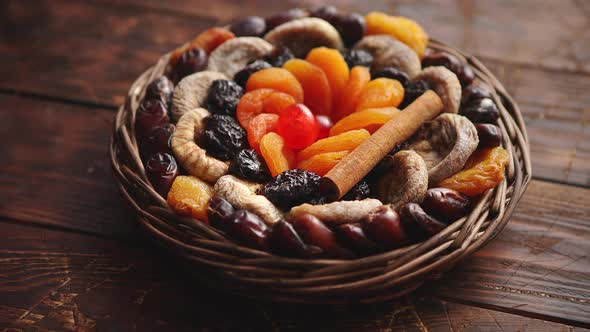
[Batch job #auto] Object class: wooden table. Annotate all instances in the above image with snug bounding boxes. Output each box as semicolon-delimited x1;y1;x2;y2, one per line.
1;0;589;330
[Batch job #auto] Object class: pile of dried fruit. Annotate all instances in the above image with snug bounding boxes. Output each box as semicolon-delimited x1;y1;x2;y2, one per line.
134;6;509;258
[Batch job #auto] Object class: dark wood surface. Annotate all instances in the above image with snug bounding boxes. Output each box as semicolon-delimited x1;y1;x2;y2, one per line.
1;0;588;330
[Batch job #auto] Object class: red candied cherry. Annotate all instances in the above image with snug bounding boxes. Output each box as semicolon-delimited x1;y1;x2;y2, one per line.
276;103;319;149
314;115;333;139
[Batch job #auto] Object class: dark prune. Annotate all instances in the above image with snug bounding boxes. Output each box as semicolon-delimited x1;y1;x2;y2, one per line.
333;13;366;47
207;196;235;232
230;16;266;37
461;83;492;106
234;60;272;88
145;76;174;109
265;8;308;32
400;80;430;109
146;152;178;197
261;169;321;210
169;47;208;83
400;203;447;240
228;210;269;250
292;214;354;258
422;51;473;86
141;123;175;160
342;49;374;68
135;99;169;139
270;220;321;257
205;79;244;116
342;180;371;201
336;223;380;255
388;141;410;156
363;205;409;248
229;149;272;183
372;67;410;88
263;46;295;67
310;5;339;22
461;97;500;123
476;123;502;148
201;114;249;161
421;188;470;223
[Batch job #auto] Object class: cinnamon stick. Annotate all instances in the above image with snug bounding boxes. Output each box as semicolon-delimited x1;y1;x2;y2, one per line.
321;91;443;200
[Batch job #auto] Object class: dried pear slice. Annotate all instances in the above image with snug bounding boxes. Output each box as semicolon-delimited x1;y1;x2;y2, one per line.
412;66;462;113
289;199;382;226
376;150;428;210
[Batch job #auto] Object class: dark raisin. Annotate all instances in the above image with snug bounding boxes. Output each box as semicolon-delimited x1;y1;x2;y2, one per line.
207;196;235;232
333;13;366;47
146;152;178;197
205;80;243;116
263;46;295;67
421;188;470;223
145;76;174;109
230;16;266;37
265;8;308;32
169;47;208;83
475;123;502;148
372;67;410;88
141;123;175;160
461;83;492;106
201;114;248;161
135;99;169;139
342;49;374;68
234;60;272;88
342;180;371;201
229;149;272;183
461;97;499;123
400;80;430;109
261;169;321;210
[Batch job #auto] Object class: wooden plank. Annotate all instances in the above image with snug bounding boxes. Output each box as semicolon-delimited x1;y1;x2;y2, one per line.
1;221;587;331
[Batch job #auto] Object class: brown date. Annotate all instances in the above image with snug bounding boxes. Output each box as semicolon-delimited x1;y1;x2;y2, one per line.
362;205;409;248
146;152;178;197
270;220;321;258
421;188;470;223
207;196;235;232
400;203;447;240
336;223;380;255
293;214;354;258
475;123;502;148
228;210;269;250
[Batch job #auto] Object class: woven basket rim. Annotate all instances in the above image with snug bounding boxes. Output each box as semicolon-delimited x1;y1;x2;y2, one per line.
109;38;532;304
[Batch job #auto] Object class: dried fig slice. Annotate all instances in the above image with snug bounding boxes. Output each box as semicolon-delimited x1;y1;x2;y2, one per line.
376;150;428;210
171;71;228;122
264;17;344;58
288;198;382;226
207;37;274;78
409;113;479;186
353;35;421;79
412;66;461;113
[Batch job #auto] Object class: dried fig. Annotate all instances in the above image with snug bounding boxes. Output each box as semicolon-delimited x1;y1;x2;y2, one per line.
376;150;428;210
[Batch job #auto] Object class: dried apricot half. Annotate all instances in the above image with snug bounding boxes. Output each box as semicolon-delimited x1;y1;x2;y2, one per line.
283;59;332;116
246;68;304;103
365;12;428;58
297;129;370;161
333;66;371;121
297;151;349;176
167;175;213;223
305;47;350;108
236;89;295;128
260;132;296;176
247;113;279;152
356;78;404;111
330;107;400;136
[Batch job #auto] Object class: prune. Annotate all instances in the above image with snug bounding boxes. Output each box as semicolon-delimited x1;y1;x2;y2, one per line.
229;149;272;183
261;169;321;210
265;8;308;32
263;46;295;67
230;16;266;37
201;114;249;161
142;123;175;159
169;47;208;83
145;76;174;109
270;220;321;257
399;80;430;109
461;83;492;106
135;99;169;139
228;210;269;250
372;67;410;88
461;97;499;123
476;123;502;148
388;141;410;156
336;223;380;255
334;13;366;47
342;49;374;68
205;79;244;116
421;188;470;223
342;180;371;201
292;214;354;258
207;196;235;232
146;152;178;197
400;203;447;240
363;205;409;248
234;60;272;88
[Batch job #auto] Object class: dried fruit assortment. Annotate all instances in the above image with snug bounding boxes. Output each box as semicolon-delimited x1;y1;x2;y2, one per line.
134;6;510;258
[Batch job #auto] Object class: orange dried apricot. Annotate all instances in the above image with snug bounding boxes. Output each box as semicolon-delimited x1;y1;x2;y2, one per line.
167;175;213;223
297;129;370;161
246;68;304;103
305;47;350;107
356;78;404;111
439;147;509;196
297;151;349;176
365;12;428;58
329;107;400;136
260;132;296;176
236;89;296;128
283;59;332;116
169;27;235;67
333;66;371;121
247;113;279;152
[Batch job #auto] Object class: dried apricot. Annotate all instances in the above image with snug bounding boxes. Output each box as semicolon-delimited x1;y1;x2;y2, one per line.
283;59;332;116
333;66;371;121
305;47;350;108
297;151;349;176
247;113;279;152
246;68;304;103
167;175;213;223
439;147;509;196
365;12;428;58
236;89;295;128
260;132;296;176
330;107;400;136
297;129;370;161
169;28;235;68
356;78;404;111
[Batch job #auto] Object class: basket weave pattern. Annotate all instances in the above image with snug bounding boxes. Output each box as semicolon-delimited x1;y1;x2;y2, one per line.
110;39;532;303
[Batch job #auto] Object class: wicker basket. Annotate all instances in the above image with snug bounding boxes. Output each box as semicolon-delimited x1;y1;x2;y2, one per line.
110;39;532;304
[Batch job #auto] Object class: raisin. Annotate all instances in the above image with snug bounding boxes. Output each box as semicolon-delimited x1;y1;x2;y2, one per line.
229;149;272;183
234;60;272;88
400;80;430;109
263;46;295;67
145;76;174;109
261;169;321;210
342;49;374;68
372;67;410;88
205;79;244;116
342;180;371;201
201;114;249;161
169;47;208;83
461;97;499;123
230;16;266;37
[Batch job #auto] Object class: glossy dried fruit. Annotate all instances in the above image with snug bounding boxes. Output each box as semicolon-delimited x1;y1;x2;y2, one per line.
365;12;428;58
353;35;421;79
246;68;304;103
167;175;213;222
276;104;319;149
372;67;410;88
315;115;333;139
207;196;235;232
399;80;430;109
439;146;509;196
297;129;370;161
141;123;175;160
336;223;380;255
229;149;272;183
261;169;321;210
421;188;470;223
356;78;404;111
306;47;350;107
259;132;296;177
342;180;371;201
191;27;235;54
476;123;502;148
145;76;174;109
246;113;279;151
205;79;244;116
233;60;272;88
201;114;249;161
262;46;295;67
230;16;266;37
399;203;446;239
461;83;492;106
236;89;296;128
169;47;209;83
333;12;366;48
228;209;270;249
283;59;332;116
135;99;170;139
461;97;500;124
292;214;354;258
265;8;308;32
363;205;409;248
329;107;400;136
270;220;321;258
146;152;178;197
333;66;371;121
297;151;348;176
422;51;475;87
